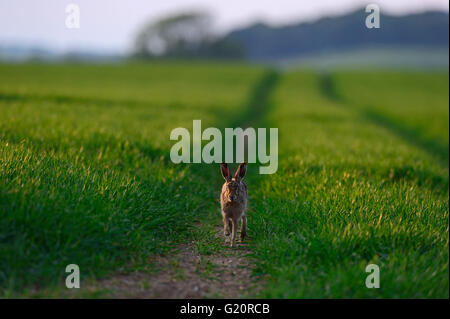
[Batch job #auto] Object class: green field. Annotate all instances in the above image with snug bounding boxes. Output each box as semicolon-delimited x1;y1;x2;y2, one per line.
0;62;448;298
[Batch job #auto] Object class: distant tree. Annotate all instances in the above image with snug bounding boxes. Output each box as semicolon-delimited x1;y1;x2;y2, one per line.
134;12;244;59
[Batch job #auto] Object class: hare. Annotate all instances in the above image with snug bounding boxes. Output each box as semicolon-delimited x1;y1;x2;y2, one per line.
220;163;248;247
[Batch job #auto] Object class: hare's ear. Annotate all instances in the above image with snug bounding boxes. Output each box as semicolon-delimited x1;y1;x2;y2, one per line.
235;162;247;180
221;163;231;181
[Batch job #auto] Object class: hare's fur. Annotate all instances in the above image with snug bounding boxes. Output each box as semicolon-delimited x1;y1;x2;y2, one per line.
220;163;248;247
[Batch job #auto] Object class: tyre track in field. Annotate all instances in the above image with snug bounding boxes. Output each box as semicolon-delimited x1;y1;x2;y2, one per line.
75;70;280;298
320;73;449;167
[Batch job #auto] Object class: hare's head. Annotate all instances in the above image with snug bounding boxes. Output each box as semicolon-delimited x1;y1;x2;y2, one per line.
220;163;247;202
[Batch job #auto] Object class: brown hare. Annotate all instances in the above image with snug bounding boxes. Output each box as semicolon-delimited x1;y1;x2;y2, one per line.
220;162;248;247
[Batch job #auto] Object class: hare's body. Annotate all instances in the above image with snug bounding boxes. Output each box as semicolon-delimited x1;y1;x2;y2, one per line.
220;163;248;247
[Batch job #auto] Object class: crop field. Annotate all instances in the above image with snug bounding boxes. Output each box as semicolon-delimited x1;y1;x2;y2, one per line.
0;62;448;298
249;71;448;298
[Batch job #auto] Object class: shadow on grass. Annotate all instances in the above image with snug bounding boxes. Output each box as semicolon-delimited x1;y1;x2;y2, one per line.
0;91;184;111
0;142;207;293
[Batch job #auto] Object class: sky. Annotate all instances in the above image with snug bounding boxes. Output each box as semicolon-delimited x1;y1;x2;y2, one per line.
0;0;448;54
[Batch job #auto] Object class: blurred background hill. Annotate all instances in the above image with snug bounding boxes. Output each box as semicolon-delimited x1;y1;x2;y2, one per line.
225;9;449;68
227;10;449;59
0;3;448;69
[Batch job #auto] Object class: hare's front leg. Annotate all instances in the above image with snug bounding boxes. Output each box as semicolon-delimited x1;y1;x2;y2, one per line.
240;215;247;241
230;218;238;247
222;214;230;237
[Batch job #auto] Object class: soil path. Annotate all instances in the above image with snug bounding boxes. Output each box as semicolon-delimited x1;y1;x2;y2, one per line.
85;226;257;298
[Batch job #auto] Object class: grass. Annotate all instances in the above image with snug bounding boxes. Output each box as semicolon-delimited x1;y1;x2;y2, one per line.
0;62;448;298
247;71;448;298
333;71;449;145
0;61;265;296
331;71;449;165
